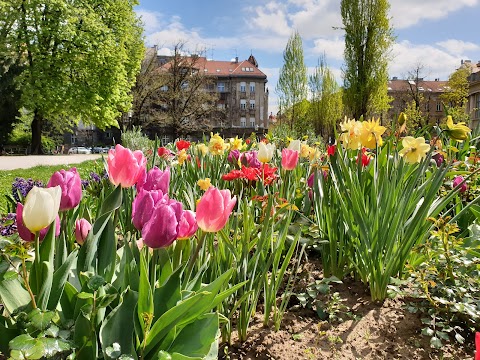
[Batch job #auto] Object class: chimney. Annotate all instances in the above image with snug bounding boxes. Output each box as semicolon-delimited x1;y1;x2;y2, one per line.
235;56;238;63
392;76;398;80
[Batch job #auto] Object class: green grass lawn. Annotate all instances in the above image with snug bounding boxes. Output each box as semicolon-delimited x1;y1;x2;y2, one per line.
0;160;104;213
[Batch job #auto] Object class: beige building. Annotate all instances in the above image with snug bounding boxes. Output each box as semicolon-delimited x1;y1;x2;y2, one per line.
387;78;449;126
467;60;480;129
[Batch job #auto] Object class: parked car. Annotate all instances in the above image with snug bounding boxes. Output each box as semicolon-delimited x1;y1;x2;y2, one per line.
68;146;92;154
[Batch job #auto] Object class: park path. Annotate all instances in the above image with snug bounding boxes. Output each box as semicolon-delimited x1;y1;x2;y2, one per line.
0;154;103;171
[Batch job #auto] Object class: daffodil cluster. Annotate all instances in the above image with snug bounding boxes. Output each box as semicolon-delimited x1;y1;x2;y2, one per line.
339;117;386;150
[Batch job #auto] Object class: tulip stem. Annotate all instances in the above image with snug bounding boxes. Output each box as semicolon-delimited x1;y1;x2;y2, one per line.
21;256;37;309
34;231;41;293
186;231;206;282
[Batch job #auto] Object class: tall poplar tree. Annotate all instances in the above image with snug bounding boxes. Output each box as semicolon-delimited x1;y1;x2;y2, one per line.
276;30;308;130
341;0;394;120
0;0;144;153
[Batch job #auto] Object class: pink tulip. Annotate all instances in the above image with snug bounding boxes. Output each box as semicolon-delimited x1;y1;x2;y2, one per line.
475;332;480;360
142;199;184;248
47;168;82;211
107;144;147;188
453;176;467;193
136;167;170;194
177;210;198;240
196;187;236;232
281;149;299;170
132;189;167;231
75;218;92;245
16;203;60;241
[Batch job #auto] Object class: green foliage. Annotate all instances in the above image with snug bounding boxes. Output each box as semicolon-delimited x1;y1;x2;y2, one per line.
121;126;155;153
276;30;308;130
341;0;394;119
440;65;471;123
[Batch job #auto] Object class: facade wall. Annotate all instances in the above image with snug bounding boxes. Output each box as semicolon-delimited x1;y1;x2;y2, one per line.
468;68;480;129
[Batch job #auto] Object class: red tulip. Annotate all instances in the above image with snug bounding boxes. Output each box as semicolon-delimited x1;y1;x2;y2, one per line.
107;144;146;188
16;203;60;242
157;147;173;158
47;168;82;211
176;140;191;151
327;144;336;156
281;149;299;170
75;218;92;245
196;187;236;232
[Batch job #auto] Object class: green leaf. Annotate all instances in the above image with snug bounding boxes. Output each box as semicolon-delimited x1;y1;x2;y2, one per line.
74;312;97;360
47;249;78;310
38;337;71;358
60;282;79;321
0;276;31;313
0;319;21;355
99;288;138;360
9;334;35;351
37;261;54;310
106;343;121;359
99;185;123;217
88;275;106;291
97;216;118;283
28;309;55;330
138;252;154;333
168;313;219;359
430;336;442;349
153;266;182;321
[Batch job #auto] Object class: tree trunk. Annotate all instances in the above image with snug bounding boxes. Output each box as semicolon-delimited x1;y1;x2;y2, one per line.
30;110;43;154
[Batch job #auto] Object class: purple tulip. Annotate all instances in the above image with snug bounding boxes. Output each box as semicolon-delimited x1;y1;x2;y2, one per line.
240;151;261;169
47;168;82;211
453;176;467;193
136;167;170;194
228;150;240;164
132;189;168;231
432;153;444;167
142;199;184;248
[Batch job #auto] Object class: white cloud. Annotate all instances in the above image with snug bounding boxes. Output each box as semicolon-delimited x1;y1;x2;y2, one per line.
389;0;479;29
246;2;291;37
436;39;480;56
311;37;344;60
136;10;162;34
389;40;461;80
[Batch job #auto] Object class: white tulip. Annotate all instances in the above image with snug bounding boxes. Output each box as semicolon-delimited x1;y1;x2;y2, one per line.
258;142;275;163
288;139;301;152
22;186;61;233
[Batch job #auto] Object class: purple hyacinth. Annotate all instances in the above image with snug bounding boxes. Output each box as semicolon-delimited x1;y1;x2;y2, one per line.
0;213;17;236
11;178;44;203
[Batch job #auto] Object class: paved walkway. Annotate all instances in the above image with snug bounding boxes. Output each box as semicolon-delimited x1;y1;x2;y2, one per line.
0;154;103;171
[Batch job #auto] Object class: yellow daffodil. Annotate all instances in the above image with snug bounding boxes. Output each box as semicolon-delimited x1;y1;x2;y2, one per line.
197;178;211;191
229;136;243;150
178;149;188;165
359;118;386;148
300;143;313;158
445;115;471;142
22;186;61;233
398;112;407;126
196;143;209;156
340;117;362;150
209;133;228;155
399;136;430;164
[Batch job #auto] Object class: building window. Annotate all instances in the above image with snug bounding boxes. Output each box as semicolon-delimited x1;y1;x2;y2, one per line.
476;94;480;119
250;82;255;93
217;103;225;110
71;135;77;144
160;85;168;92
105;131;112;139
424;103;429;111
436;102;442;112
162;135;170;145
240;99;247;109
217;82;225;92
240;117;246;127
249;100;255;110
250;117;255;127
240;82;246;92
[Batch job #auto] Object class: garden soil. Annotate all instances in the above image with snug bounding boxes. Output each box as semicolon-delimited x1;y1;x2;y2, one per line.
220;257;474;360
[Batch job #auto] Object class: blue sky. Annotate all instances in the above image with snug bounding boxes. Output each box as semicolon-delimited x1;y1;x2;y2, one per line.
135;0;480;113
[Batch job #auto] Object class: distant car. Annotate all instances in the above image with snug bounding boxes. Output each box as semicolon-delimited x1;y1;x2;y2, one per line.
68;146;91;154
91;147;104;154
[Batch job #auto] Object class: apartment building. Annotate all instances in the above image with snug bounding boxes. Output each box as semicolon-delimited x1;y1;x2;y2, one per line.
387;78;449;125
467;60;480;129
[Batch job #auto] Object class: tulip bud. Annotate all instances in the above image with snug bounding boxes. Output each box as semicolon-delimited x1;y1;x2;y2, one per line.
177;210;198;240
196;187;236;232
22;186;61;233
398;112;407;126
75;218;92;245
453;176;467;193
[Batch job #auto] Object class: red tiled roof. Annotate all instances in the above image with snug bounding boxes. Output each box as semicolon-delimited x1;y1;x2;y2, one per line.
161;56;267;78
387;79;449;93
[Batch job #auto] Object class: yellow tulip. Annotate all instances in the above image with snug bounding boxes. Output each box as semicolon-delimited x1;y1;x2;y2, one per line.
22;186;61;233
445;115;471;142
398;136;430;164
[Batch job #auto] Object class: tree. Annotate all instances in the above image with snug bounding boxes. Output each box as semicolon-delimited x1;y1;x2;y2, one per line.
440;64;471;123
0;60;22;152
0;0;144;153
276;30;308;131
341;0;394;120
308;55;343;138
131;43;222;138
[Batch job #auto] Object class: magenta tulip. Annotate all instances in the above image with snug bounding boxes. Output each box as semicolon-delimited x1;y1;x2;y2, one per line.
177;210;198;240
196;187;236;232
136;167;170;194
75;218;92;245
132;189;167;231
453;176;467;193
281;149;299;171
47;168;82;210
240;151;261;168
142;199;184;248
107;144;147;188
16;203;60;242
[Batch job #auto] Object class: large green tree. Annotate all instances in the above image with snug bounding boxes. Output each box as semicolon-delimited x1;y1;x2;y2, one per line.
308;55;343;138
276;30;308;131
0;0;144;153
440;63;471;123
341;0;393;120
